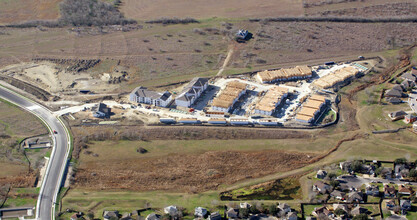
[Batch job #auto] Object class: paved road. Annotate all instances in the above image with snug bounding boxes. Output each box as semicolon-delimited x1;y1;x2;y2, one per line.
0;86;69;220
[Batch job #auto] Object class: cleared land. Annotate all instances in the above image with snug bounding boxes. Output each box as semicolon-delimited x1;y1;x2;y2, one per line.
120;0;304;20
73;139;320;192
0;0;60;25
2;20;417;92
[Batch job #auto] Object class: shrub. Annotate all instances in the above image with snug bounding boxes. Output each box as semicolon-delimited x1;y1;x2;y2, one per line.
59;0;136;26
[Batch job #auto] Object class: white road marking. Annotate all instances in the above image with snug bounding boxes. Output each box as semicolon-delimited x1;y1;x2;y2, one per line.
27;105;41;110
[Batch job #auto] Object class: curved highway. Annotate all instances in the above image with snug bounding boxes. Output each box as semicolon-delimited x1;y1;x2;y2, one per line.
0;86;70;220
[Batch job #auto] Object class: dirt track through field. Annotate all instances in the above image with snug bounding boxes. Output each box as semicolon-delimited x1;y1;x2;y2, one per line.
216;47;234;76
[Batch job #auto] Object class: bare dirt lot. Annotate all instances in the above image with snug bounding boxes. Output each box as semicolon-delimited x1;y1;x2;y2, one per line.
74;149;316;192
0;0;60;25
120;0;304;20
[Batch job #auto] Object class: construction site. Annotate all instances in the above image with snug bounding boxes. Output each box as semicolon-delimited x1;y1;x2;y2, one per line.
44;58;377;128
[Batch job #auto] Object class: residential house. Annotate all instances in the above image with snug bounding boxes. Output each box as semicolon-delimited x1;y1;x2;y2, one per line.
351;206;368;216
312;207;333;218
330;190;346;200
313;181;330;194
385;89;403;98
392;84;405;92
164;206;178;216
340;161;352;172
278;203;291;214
398;185;414;195
401;80;416;91
208;212;222;220
387;200;396;210
384;185;397;198
414;121;417;132
129;87;172;107
240;202;251;209
305;217;317;220
316;170;327;179
286;212;298;220
400;200;412;212
404;114;417;124
347;191;363;203
365;185;380;197
388;110;407;121
386;97;402;104
333;204;348;213
175;77;209;108
386;214;408;220
401;72;417;82
236;29;249;40
70;213;83;220
103;211;120;220
227;208;239;219
194;207;207;218
211;81;247;113
92;103;111;118
381;167;393;179
145;213;160;220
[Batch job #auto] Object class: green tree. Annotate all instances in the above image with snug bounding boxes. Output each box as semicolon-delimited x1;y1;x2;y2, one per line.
353;213;369;220
334;208;346;216
250;205;260;214
239;208;249;218
328;172;337;180
409;169;417;178
268;205;277;216
87;212;94;220
394;158;407;164
374;167;384;176
330;179;340;188
351;160;363;172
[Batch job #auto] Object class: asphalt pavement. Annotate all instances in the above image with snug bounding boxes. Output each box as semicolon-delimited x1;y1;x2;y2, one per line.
0;86;69;220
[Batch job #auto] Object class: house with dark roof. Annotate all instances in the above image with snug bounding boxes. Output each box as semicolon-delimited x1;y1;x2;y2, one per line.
194;207;208;218
227;208;238;219
278;203;291;214
312;206;333;218
386;97;402;104
313;181;330;194
401;72;417;82
145;213;160;220
388;110;407;121
93;103;111;118
130;87;172;107
401;80;416;91
366;185;380;197
208;212;222;220
103;210;120;220
384;185;397;198
385;88;403;98
330;190;345;200
400;200;411;211
404;114;417;124
351;206;369;216
316;170;327;179
175;78;209;107
347;191;363;203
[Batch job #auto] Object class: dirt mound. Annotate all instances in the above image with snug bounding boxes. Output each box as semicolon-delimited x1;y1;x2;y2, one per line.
73;150;316;192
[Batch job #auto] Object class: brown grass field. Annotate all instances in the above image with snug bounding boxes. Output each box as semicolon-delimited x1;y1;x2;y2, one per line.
2;20;417;92
120;0;304;20
0;0;60;25
0;99;47;184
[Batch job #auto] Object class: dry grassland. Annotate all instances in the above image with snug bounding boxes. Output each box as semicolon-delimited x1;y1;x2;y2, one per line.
0;100;47;186
0;0;60;25
120;0;304;20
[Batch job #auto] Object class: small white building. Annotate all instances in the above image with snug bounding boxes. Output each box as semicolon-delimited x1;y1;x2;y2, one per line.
413;121;417;132
160;118;176;124
175;78;209;108
208;118;227;125
178;118;200;124
240;202;252;209
258;119;279;126
130;87;172;107
194;207;207;218
230;118;249;125
164;206;178;216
